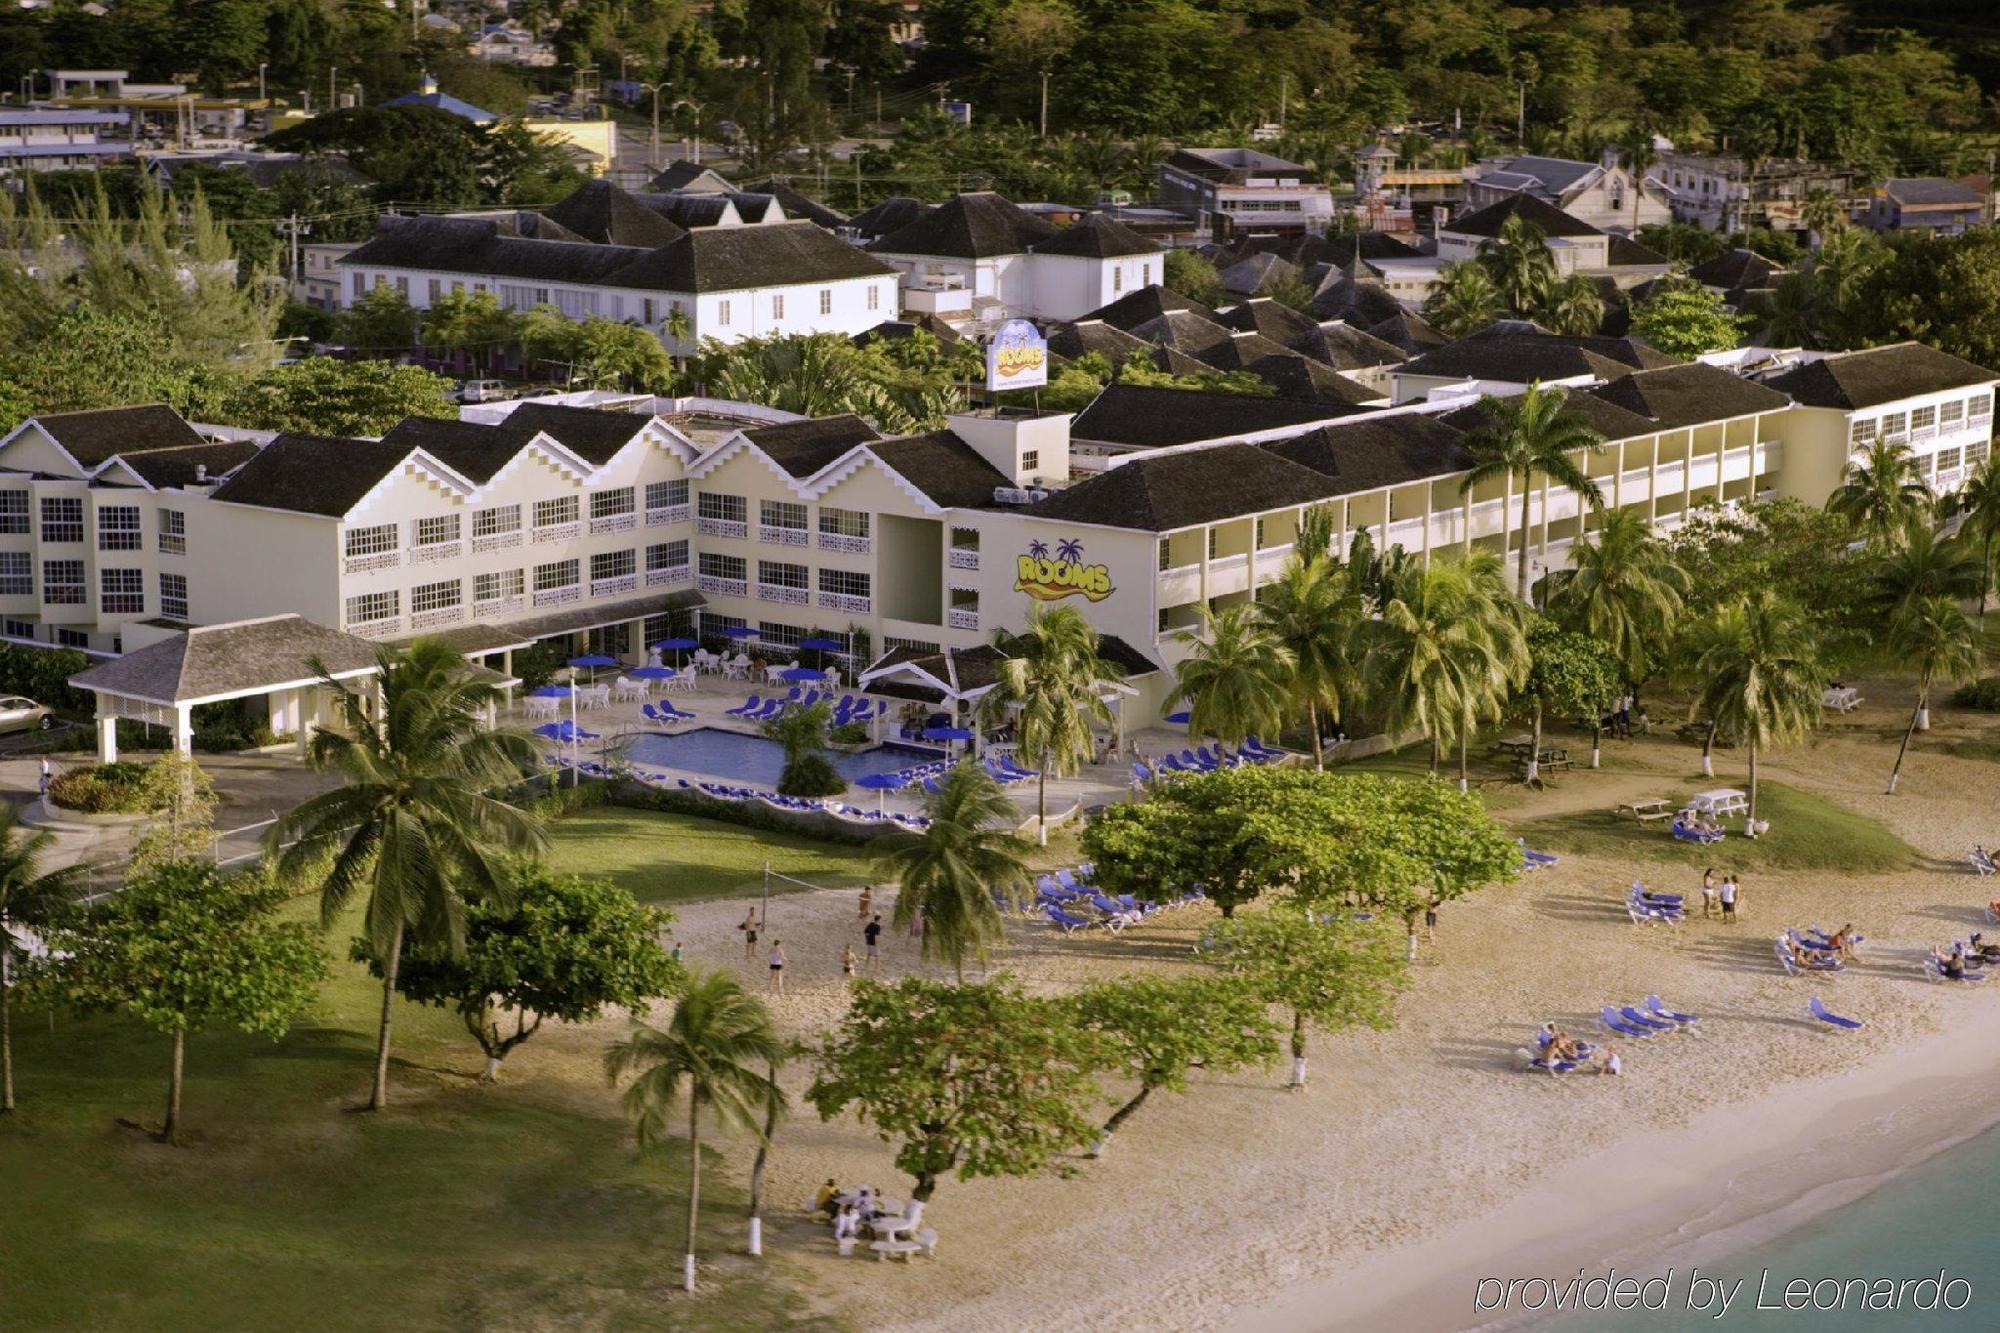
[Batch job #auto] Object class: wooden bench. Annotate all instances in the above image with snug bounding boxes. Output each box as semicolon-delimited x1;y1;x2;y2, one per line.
871;1239;923;1262
1617;799;1673;824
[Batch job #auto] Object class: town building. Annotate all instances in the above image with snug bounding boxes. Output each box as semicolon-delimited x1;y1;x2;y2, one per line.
0;107;131;175
1656;153;1850;233
1466;153;1670;235
1365;195;1672;305
1857;178;1990;236
1156;148;1338;241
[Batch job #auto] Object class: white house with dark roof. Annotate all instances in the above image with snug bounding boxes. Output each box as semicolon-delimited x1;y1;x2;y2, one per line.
1858;178;1990;236
1467;153;1671;234
338;215;899;351
1155;148;1337;239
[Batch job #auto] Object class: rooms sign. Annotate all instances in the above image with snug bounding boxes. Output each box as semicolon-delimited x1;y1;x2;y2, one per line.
1015;538;1114;602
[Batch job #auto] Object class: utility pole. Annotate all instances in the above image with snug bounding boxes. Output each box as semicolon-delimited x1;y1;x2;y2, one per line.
257;63;267;103
1279;73;1288;128
639;81;667;169
279;212;310;284
1039;69;1050;139
1516;81;1526;145
329;66;337;111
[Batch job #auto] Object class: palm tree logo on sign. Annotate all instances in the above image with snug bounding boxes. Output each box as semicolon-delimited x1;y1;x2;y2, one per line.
1015;537;1113;602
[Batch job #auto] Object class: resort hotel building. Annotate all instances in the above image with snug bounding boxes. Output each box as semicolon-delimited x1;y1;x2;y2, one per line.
0;328;1991;761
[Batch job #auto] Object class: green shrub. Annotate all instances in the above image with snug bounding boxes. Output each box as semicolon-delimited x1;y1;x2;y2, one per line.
1954;677;2000;711
45;760;152;813
613;782;888;845
0;643;92;716
778;752;846;797
829;721;868;745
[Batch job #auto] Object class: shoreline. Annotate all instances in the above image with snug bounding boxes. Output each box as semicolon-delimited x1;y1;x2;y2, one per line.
1237;1002;2000;1333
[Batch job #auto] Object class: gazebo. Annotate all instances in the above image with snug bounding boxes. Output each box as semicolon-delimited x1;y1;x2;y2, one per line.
857;640;1147;752
68;615;386;762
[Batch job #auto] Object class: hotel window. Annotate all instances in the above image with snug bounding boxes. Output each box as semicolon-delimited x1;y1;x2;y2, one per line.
718;299;732;327
759;560;808;589
41;560;84;605
1022;450;1040;472
1158;538;1171;571
1937;447;1964;471
760;499;807;531
1880;411;1907;439
1972;393;1993;417
818;507;869;537
415;514;460;546
534;496;579;528
1912;405;1937;430
427;278;441;302
473;504;521;536
97;505;141;551
646;480;689;510
412;579;461;615
100;568;143;614
40;497;83;543
1207;528;1219;559
759;621;805;648
882;636;939;656
346;590;399;625
867;285;880;312
394;276;408;297
772;293;785;319
0;552;29;596
0;491;27;534
159;508;186;554
591;487;635;518
819;288;833;316
819;568;870;599
647;540;689;570
1849;418;1876;447
591;549;636;580
1255;517;1268;548
643;297;656;325
698;492;748;522
1142;262;1153;285
474;569;524;602
1968;439;1992;466
1112;266;1123;294
159;572;188;620
346;523;397;557
534;559;579;591
56;628;89;650
1942;400;1965;427
3;619;32;640
699;552;747;581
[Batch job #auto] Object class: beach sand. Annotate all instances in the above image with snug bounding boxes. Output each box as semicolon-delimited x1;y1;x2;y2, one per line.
536;679;2000;1332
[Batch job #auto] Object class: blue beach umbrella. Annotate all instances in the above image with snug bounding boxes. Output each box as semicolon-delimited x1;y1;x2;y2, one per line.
799;636;845;651
528;685;574;698
629;665;675;681
782;666;827;683
717;625;758;640
1165;709;1192;725
651;635;699;668
855;769;910;812
533;720;599;742
568;653;618;684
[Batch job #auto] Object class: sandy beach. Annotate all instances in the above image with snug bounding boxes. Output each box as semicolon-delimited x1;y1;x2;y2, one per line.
523;676;2000;1332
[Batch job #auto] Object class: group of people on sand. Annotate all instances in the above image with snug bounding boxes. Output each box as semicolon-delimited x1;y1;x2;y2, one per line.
1698;868;1744;921
1540;1023;1621;1076
732;885;903;994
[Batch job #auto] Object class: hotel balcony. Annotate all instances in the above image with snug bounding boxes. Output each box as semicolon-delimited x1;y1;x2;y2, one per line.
760;526;810;548
410;541;462;565
349;615;403;639
948;607;979;631
698;517;748;539
758;582;809;606
344;551;399;575
646;504;691;528
590;512;636;535
411;605;466;630
591;574;639;598
471;531;523;554
697;574;748;597
818;532;871;555
817;591;872;614
473;596;523;619
948;546;980;570
533;584;582;608
646;565;692;588
533;522;581;545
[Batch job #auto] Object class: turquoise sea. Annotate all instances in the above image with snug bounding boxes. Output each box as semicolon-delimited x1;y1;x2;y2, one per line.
1554;1122;2000;1329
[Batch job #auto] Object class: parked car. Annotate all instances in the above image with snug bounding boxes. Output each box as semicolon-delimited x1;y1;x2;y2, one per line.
455;379;509;403
0;696;54;734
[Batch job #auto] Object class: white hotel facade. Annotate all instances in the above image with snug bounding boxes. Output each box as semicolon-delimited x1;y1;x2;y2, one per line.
2;339;1991;758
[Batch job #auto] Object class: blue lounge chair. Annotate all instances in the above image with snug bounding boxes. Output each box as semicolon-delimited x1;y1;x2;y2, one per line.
1671;818;1724;844
1600;1006;1655;1039
1808;996;1864;1031
1056;869;1081;890
1645;995;1699;1027
1044;904;1090;934
726;694;764;717
657;701;696;721
1620;1005;1677;1033
1131;761;1153;782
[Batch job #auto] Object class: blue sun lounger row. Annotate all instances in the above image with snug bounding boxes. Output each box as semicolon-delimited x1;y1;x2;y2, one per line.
642;701;697;724
1601;995;1701;1040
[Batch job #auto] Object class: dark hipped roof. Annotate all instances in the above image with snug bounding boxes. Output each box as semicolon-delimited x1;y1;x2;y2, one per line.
1199;331;1300;372
1244;355;1384;406
1218;252;1300;296
868;432;1012;508
1080;285;1224;331
542;179;687;247
740;179;849;230
1444;193;1603;240
743;415;882;477
870;192;1058;259
1305;276;1406;325
1606;235;1670;267
1026;444;1341;531
1070;383;1360;449
69;615;382;704
112;440;261;487
378;416;529;482
647;160;733;192
26;404;206;467
1262;413;1473;494
1436;387;1656;442
1214;298;1320;344
1883;177;1985;207
1587;364;1791;429
611;222;895;292
1298;320;1408;370
635;191;738;229
847;196;934;242
343;215;647;286
1048;319;1154;366
208;433;407;516
1761;344;2000;410
1031;213;1161;259
1366;309;1451;354
498;401;651;465
1687;248;1783;290
1127;309;1237;360
1399;325;1679;384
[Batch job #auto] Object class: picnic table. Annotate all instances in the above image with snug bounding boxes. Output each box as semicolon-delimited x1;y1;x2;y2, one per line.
1823;686;1863;714
1687;788;1748;818
1617;798;1674;824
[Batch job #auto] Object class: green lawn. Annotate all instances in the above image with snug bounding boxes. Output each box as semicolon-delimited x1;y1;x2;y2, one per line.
0;900;837;1332
1513;781;1918;873
548;806;883;903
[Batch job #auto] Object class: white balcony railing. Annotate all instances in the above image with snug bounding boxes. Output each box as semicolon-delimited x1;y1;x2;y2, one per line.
697;574;748;597
591;575;639;598
646;565;692;588
646;504;690;528
758;582;810;605
590;512;636;535
344;551;399;575
411;541;462;565
1935;467;1964;489
1910;425;1938;445
817;532;870;555
349;615;402;639
817;591;872;614
948;547;979;570
697;517;748;539
533;522;581;544
948;608;979;631
760;526;810;547
411;605;465;629
471;531;523;554
473;596;524;619
533;584;582;608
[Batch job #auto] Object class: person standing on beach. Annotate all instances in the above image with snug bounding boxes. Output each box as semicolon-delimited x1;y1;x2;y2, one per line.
38;756;51;796
857;884;873;921
1720;874;1739;923
1701;868;1718;919
741;909;760;960
1423;895;1440;945
768;940;786;994
863;914;882;968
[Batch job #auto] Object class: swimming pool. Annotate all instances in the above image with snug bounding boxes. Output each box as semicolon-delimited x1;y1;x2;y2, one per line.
622;729;938;789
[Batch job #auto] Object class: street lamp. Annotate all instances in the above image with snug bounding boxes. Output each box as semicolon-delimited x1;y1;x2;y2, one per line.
636;82;668;170
258;62;267;102
673;97;703;165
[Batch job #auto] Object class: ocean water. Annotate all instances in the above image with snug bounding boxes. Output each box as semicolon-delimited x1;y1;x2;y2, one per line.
1553;1122;2000;1329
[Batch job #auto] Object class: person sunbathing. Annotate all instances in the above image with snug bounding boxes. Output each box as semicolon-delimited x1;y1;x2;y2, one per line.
1826;924;1858;963
1933;946;1968;981
1970;933;2000;964
1547;1029;1582;1062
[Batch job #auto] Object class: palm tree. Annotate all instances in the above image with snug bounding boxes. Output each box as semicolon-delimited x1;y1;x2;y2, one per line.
1827;440;1933;550
605;971;785;1292
1865;525;1983;623
875;761;1032;981
1800;187;1846;246
1757;270;1822;347
1536;272;1605;336
1422;260;1502;337
982;604;1117;844
1172;602;1294;747
1476;214;1558;315
1363;552;1525;779
743;1037;799;1257
1548;508;1689;702
1619;127;1658;233
1944;460;2000;632
1256;553;1364;768
0;806;81;1113
269;637;545;1111
1883;596;1981;794
1458;384;1607;600
1686;591;1826;825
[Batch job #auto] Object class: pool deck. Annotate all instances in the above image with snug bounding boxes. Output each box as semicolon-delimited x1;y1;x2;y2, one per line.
508;669;1207;827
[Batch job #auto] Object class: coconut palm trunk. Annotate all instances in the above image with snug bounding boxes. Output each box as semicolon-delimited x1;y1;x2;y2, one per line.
1887;689;1926;795
1036;766;1049;847
1701;721;1717;778
1458;728;1470;794
1289;1009;1307;1087
1;956;14;1113
1525;697;1543;786
746;1060;779;1255
1747;738;1760;827
1516;475;1535;600
1308;701;1324;770
684;1101;701;1290
370;922;404;1111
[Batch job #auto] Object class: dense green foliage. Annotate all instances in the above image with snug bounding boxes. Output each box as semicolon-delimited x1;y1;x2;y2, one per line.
219;357;457;435
1067;975;1277;1144
763;701;848;797
44;762;154;815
